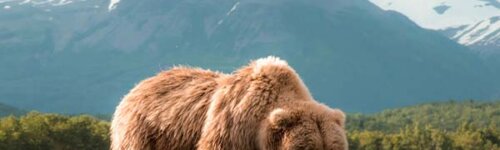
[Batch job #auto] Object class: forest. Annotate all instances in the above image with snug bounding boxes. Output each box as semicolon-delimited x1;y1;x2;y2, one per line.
347;100;500;149
0;100;497;150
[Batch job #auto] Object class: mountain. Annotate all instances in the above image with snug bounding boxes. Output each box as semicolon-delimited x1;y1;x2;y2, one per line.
0;102;25;117
440;16;500;53
0;0;499;113
369;0;500;53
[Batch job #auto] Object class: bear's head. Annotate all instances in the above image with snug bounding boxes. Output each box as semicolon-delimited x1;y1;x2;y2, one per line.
259;102;347;150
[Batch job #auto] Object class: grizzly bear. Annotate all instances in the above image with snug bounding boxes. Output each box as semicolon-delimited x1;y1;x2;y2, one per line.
111;56;347;150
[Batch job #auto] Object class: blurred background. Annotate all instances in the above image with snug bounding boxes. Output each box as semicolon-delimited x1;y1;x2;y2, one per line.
0;0;499;149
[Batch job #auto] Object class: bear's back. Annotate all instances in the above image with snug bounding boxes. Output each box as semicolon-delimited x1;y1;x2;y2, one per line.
111;67;223;150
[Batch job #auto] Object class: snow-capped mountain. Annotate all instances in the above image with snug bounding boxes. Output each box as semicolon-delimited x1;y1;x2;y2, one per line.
443;16;500;52
369;0;500;52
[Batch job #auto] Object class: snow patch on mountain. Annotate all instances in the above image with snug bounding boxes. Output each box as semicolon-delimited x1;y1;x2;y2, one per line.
453;16;500;46
217;2;240;26
20;0;73;6
108;0;118;11
0;0;81;7
0;0;16;3
370;0;499;51
369;0;499;29
226;1;239;16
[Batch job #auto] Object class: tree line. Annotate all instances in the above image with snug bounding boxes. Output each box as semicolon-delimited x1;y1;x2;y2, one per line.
347;100;500;150
0;112;109;150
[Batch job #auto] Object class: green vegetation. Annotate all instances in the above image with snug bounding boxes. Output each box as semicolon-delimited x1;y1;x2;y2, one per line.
0;112;109;150
347;100;500;132
348;123;499;150
0;101;498;149
347;100;500;150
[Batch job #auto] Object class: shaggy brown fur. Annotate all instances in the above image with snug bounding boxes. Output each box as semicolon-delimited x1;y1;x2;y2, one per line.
111;56;347;150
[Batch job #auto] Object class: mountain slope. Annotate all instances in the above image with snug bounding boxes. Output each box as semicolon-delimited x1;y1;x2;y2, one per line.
369;0;500;52
0;102;25;117
442;16;500;53
0;0;498;113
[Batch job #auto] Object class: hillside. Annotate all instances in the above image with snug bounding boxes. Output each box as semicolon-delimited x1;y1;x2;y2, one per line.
0;102;25;117
0;0;499;113
347;100;500;132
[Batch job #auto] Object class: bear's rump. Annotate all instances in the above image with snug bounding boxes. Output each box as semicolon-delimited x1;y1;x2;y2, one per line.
150;69;221;149
117;68;221;149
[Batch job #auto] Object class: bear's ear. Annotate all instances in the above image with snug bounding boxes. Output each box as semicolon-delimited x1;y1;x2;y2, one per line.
269;108;299;129
330;109;346;128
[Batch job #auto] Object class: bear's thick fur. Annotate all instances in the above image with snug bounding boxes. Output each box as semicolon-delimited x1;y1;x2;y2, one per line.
111;56;347;150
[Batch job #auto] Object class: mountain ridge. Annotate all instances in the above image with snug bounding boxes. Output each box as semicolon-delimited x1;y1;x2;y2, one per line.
0;0;498;113
369;0;500;52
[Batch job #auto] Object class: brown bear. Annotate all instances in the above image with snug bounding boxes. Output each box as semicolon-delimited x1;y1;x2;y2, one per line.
110;56;347;150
